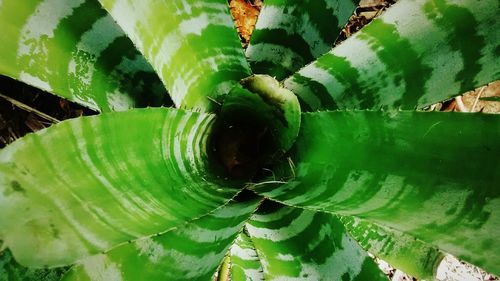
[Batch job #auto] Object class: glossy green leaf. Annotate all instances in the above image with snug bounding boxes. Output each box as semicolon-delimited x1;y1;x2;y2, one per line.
63;195;261;281
252;110;500;275
284;0;500;111
0;107;239;267
230;229;264;281
247;0;358;80
245;201;388;280
340;216;444;279
0;0;169;112
0;249;68;281
98;0;252;112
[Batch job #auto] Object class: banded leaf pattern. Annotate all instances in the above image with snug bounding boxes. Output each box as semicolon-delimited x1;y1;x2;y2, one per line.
340;216;444;279
230;229;265;281
0;108;239;267
98;0;252;112
245;201;387;280
247;0;358;80
284;0;500;111
252;110;500;275
0;0;169;112
63;196;261;281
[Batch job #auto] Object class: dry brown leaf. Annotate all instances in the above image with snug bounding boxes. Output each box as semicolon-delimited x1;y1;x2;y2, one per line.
229;0;261;47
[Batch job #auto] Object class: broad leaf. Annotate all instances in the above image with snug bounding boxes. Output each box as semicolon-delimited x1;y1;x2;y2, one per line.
0;0;169;111
252;110;500;275
0;249;68;281
63;194;261;281
0;107;239;267
340;216;444;279
284;0;499;111
98;0;252;112
230;229;264;281
247;0;358;80
245;201;388;280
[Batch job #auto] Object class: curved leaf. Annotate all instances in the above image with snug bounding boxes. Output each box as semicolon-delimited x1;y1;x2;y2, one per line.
252;110;500;275
230;229;264;281
245;201;388;280
0;0;169;111
340;216;444;279
0;107;239;267
98;0;252;112
63;194;261;281
247;0;358;80
0;249;68;281
284;0;500;111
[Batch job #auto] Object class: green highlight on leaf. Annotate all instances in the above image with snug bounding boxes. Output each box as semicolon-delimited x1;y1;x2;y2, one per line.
0;107;239;267
63;193;261;281
245;201;388;280
252;110;500;275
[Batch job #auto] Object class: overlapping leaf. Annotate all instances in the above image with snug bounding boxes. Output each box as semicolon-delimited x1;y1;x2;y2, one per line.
63;195;261;281
245;201;388;280
98;0;252;112
0;0;169;111
0;249;68;281
252;110;500;275
284;0;500;111
340;216;444;279
247;0;358;80
0;108;239;267
230;229;264;281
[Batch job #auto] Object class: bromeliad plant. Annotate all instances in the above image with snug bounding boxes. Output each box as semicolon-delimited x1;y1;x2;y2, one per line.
0;0;499;280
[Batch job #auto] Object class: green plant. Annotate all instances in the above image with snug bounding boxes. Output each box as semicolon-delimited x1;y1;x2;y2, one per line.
0;0;498;280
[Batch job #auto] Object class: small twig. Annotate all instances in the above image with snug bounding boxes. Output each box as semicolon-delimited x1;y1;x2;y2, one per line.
246;180;287;189
207;96;222;106
287;157;296;179
470;85;486;112
0;92;60;123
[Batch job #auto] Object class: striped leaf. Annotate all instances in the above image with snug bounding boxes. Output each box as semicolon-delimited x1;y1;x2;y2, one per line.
0;0;169;112
0;107;239;267
230;229;264;281
252;110;500;275
284;0;500;111
0;249;68;281
245;201;388;280
62;195;261;281
340;216;444;279
98;0;252;112
247;0;358;80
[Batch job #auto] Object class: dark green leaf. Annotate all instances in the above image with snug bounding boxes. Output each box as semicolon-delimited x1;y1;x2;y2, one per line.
284;0;499;111
0;108;239;267
247;0;358;80
98;0;252;112
0;0;169;111
245;201;388;280
252;110;500;275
